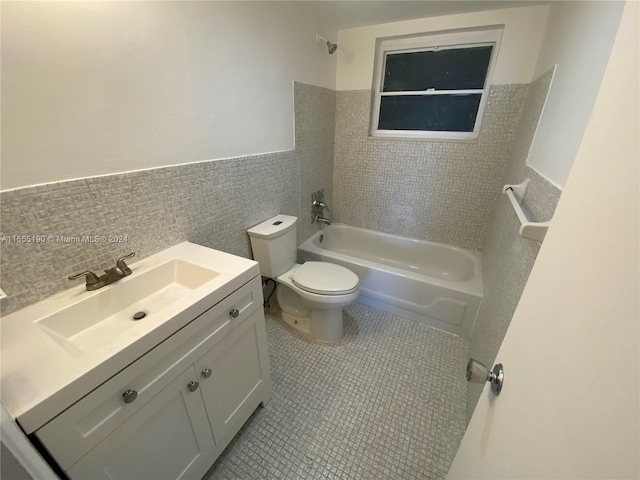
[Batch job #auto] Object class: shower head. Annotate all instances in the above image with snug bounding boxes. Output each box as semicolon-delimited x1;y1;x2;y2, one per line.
316;34;338;55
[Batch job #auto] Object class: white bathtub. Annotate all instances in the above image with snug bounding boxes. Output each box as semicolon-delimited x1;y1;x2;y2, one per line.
298;224;483;337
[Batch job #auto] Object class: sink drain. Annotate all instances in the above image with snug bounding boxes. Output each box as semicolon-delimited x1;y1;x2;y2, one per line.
132;311;146;320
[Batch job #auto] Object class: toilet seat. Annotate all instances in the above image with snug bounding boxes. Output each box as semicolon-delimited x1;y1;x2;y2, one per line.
291;262;359;295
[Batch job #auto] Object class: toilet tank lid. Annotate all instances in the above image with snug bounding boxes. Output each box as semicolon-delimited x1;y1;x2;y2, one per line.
247;214;297;239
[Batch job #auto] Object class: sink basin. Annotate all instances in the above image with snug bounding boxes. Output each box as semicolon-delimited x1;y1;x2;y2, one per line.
37;260;219;352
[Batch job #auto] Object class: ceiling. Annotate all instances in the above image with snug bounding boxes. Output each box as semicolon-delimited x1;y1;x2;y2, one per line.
300;1;551;31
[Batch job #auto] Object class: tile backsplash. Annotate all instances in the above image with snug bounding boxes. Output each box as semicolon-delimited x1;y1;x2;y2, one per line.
332;85;528;250
0;152;299;313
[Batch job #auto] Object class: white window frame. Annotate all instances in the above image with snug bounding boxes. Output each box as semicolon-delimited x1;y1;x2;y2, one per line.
370;27;503;141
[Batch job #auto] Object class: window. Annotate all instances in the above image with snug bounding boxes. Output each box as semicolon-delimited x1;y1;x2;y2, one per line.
371;27;503;140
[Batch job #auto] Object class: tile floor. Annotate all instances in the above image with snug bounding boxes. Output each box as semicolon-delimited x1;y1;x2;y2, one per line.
204;303;469;480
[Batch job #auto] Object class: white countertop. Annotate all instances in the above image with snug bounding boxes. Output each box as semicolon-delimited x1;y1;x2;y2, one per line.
1;242;259;433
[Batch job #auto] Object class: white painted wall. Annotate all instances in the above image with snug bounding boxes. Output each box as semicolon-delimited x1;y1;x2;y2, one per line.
527;1;625;187
335;5;549;91
448;1;639;477
1;2;336;190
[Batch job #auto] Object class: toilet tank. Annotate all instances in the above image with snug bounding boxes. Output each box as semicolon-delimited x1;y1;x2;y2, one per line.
247;215;297;278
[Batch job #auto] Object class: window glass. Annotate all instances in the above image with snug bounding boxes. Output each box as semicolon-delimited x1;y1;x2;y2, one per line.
370;28;502;139
378;94;482;132
382;46;493;92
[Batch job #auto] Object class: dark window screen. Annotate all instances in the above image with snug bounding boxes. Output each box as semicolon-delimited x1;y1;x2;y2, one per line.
378;94;482;132
382;46;493;92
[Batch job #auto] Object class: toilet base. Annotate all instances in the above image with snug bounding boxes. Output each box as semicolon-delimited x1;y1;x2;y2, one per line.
281;308;344;343
280;310;311;335
277;284;345;342
309;307;344;342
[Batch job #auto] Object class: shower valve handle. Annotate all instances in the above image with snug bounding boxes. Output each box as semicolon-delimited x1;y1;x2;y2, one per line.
313;200;330;212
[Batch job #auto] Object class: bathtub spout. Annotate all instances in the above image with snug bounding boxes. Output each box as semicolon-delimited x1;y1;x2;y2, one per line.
313;214;331;226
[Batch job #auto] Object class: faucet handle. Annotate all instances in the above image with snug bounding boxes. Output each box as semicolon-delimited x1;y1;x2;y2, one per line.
116;252;135;276
68;271;101;288
313;200;330;212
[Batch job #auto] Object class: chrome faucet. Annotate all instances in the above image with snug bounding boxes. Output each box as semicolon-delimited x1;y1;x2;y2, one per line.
68;252;135;291
312;199;331;225
313;214;331;226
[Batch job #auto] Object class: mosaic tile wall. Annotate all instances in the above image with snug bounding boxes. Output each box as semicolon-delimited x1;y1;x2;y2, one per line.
0;152;299;314
466;69;561;421
294;82;336;243
333;85;528;250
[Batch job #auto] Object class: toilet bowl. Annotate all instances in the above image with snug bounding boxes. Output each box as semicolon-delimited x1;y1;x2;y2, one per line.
247;215;360;342
275;262;359;342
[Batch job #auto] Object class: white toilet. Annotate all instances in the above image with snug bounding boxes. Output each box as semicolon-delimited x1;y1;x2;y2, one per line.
247;214;359;342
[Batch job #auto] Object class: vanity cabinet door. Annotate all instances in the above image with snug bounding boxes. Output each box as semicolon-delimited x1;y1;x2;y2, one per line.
66;365;215;480
195;308;271;444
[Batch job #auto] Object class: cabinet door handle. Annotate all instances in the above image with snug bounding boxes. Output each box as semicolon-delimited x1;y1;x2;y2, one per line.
122;389;138;404
229;308;240;318
201;368;212;379
187;381;199;392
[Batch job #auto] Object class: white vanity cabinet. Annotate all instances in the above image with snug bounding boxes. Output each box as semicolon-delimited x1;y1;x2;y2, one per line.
34;276;271;480
67;365;216;480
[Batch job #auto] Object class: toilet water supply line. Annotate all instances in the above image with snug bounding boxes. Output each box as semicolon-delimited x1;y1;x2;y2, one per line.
263;278;277;309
